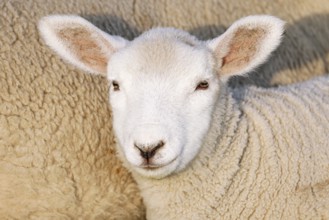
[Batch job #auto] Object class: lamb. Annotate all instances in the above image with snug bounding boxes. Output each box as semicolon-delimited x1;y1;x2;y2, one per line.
39;14;329;219
2;1;329;219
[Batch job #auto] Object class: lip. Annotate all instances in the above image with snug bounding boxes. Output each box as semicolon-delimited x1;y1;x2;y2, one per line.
138;157;178;170
140;165;163;170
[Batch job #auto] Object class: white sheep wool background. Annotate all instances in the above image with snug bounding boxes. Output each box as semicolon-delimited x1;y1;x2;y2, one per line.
0;0;328;219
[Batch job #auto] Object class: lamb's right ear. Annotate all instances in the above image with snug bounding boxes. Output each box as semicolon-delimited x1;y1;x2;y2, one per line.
38;15;128;76
207;15;285;82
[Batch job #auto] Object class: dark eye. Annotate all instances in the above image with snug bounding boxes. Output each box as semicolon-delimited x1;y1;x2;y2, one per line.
195;81;209;90
112;81;120;91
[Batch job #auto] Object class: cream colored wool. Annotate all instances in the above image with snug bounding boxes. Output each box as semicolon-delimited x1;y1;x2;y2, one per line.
135;77;329;219
1;0;329;219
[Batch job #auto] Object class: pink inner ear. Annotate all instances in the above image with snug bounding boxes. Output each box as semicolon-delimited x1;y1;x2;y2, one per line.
57;26;114;74
220;27;266;75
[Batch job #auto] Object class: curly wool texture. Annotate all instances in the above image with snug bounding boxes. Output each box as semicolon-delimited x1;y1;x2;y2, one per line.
136;77;329;220
0;0;329;219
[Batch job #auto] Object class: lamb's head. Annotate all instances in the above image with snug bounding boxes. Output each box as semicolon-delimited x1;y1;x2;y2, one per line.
39;15;284;178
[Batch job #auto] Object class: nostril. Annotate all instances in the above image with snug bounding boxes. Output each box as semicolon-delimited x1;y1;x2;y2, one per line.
155;140;165;149
134;140;165;160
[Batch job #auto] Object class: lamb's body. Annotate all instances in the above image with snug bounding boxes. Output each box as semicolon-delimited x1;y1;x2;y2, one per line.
135;77;329;219
39;14;329;219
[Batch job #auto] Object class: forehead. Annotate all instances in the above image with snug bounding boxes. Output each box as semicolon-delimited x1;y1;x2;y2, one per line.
108;28;214;80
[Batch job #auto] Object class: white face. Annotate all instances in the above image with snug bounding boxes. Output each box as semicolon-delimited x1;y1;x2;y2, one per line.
107;35;220;178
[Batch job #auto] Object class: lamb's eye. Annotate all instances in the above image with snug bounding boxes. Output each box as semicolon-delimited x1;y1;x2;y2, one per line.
112;81;120;91
195;81;209;90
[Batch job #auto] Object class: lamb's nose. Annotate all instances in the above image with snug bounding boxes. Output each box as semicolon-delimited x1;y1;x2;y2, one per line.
134;141;165;160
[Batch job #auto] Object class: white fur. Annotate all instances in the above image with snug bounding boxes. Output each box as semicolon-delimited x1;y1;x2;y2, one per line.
107;30;219;178
39;15;284;179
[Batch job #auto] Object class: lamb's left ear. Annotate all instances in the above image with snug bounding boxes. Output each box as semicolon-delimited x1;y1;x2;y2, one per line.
207;15;285;81
38;15;128;76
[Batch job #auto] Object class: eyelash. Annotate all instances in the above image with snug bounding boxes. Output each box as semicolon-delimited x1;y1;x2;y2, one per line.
111;80;209;92
195;80;209;91
112;81;120;91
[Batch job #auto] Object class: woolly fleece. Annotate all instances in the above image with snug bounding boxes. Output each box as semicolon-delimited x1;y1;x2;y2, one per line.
1;0;329;219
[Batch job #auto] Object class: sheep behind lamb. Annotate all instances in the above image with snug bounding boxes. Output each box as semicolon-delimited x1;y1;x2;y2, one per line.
39;15;329;219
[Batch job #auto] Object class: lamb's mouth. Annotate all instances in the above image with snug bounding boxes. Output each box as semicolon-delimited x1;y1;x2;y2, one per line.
138;157;178;170
140;165;163;170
